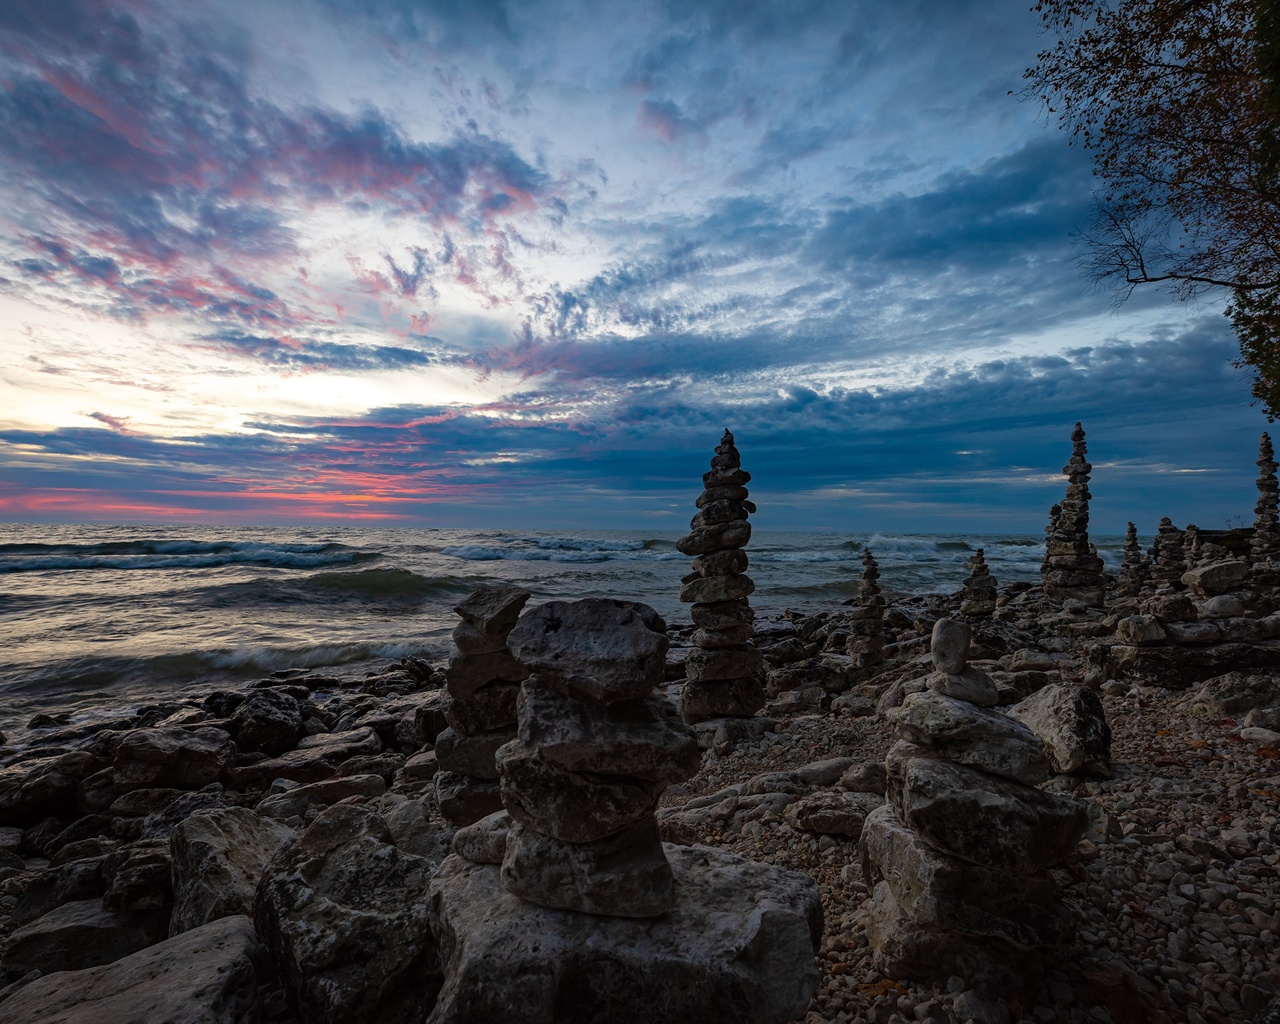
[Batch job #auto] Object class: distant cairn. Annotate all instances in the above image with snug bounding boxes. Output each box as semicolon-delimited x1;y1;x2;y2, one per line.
676;429;765;722
846;548;886;671
1148;516;1188;592
1253;431;1280;568
1116;522;1151;598
1041;422;1107;606
958;547;997;617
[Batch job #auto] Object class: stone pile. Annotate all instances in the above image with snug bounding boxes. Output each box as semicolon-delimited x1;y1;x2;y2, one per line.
861;618;1087;990
435;585;530;826
959;547;997;617
676;429;765;722
1042;422;1107;606
1147;516;1188;591
1253;431;1280;569
845;548;886;672
1183;523;1203;568
1116;521;1150;598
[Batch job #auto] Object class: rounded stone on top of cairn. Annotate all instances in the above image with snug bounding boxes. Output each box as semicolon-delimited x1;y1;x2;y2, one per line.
499;598;698;917
435;585;531;826
1041;423;1107;606
959;547;997;617
846;548;886;670
676;429;765;722
1116;522;1151;598
1253;431;1280;567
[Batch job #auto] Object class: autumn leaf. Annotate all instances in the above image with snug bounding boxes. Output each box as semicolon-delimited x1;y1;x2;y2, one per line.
1257;747;1280;760
856;979;907;998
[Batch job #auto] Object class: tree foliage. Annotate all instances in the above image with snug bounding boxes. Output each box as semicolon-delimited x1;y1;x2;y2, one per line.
1025;0;1280;417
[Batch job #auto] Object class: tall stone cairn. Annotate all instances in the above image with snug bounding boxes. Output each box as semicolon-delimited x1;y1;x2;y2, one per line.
435;585;531;826
846;548;886;670
1253;432;1280;565
1042;423;1107;605
1041;504;1061;580
500;598;699;916
676;429;766;722
860;619;1087;988
1183;523;1202;568
1116;522;1150;597
1148;516;1187;591
959;547;997;617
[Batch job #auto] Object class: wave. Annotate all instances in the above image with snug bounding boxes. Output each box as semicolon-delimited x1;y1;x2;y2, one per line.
443;535;678;564
0;539;378;574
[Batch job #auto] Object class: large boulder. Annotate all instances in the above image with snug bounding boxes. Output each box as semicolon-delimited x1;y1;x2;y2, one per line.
254;803;442;1024
1007;684;1111;778
2;898;169;975
112;728;231;792
428;843;821;1024
0;752;107;826
169;807;296;936
0;915;264;1024
1190;671;1280;717
231;690;304;756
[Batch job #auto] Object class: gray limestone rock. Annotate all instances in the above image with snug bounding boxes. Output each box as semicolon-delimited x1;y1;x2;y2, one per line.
680;677;765;722
1007;684;1112;778
690;548;749;577
435;771;504;827
254;773;387;820
452;810;510;865
930;619;971;674
924;667;999;707
0;752;107;827
1115;614;1167;646
887;691;1050;785
169;807;296;936
685;646;764;683
1191;671;1280;716
675;520;752;556
434;727;511;780
112;728;232;793
690;624;755;647
429;843;820;1024
454;585;531;635
444;651;529;698
253;803;442;1024
678;573;755;604
444;683;520;734
2;898;169;975
1181;559;1250;596
507;599;668;705
231;690;303;757
690;600;754;630
0;915;264;1024
784;789;882;838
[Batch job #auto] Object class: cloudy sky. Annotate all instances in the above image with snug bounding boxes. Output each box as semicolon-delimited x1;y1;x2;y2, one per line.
0;0;1268;534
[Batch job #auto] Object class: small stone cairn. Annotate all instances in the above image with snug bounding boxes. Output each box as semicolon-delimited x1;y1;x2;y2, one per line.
676;429;765;722
860;618;1087;989
1042;422;1107;605
435;585;530;826
1253;431;1280;570
959;547;997;617
1147;516;1188;591
845;548;886;672
1116;522;1150;598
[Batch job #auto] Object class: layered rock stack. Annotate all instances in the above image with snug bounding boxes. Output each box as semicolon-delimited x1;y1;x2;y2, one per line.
1183;524;1203;568
846;548;886;672
1148;517;1188;591
1116;522;1150;598
1042;423;1107;606
860;618;1087;990
1041;504;1060;580
676;429;765;722
959;547;997;617
499;598;695;916
436;585;531;826
1253;432;1280;568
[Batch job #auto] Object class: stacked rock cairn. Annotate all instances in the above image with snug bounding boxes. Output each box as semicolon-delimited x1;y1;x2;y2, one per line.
1183;523;1203;568
676;429;766;722
1041;422;1107;605
1253;432;1280;569
1040;504;1060;580
860;618;1087;989
435;585;530;826
958;547;997;617
499;598;700;916
1116;522;1151;598
1147;516;1188;591
845;548;886;672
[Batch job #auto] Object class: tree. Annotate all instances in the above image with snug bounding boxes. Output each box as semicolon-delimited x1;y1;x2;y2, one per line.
1024;0;1280;417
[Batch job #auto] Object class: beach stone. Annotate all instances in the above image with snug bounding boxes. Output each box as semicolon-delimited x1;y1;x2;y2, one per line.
138;786;229;841
429;843;820;1024
1007;684;1112;777
103;841;172;911
221;747;344;790
2;898;169;975
452;810;510;865
444;650;529;698
675;520;752;556
680;678;765;722
169;807;296;936
0;915;264;1024
690;548;749;577
784;789;881;838
113;728;232;793
497;741;665;844
931;619;971;674
339;752;406;782
435;771;504;827
507;599;668;705
517;678;699;782
253;803;442;1024
702;467;751;488
452;619;509;655
689;500;749;530
10;857;108;927
434;727;510;780
1200;594;1245;618
684;646;764;683
0;752;107;827
886;747;1087;873
1182;559;1250;595
695;484;750;507
254;773;387;821
690;600;754;630
500;818;674;917
887;691;1050;785
1191;671;1280;716
110;787;185;818
925;667;999;706
1115;614;1167;645
444;683;520;734
859;805;1067;949
678;573;755;604
690;624;755;647
454;585;531;635
231;690;303;756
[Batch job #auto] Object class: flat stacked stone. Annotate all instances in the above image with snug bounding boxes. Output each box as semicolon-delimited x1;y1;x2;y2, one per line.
1042;423;1107;606
676;429;765;722
1253;432;1280;567
1116;522;1151;598
860;618;1086;989
1183;524;1203;568
845;548;886;672
498;598;699;917
435;585;531;826
1040;504;1060;581
959;547;997;617
1147;516;1188;591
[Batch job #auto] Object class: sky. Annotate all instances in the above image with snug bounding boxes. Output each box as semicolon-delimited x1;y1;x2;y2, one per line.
0;0;1271;535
